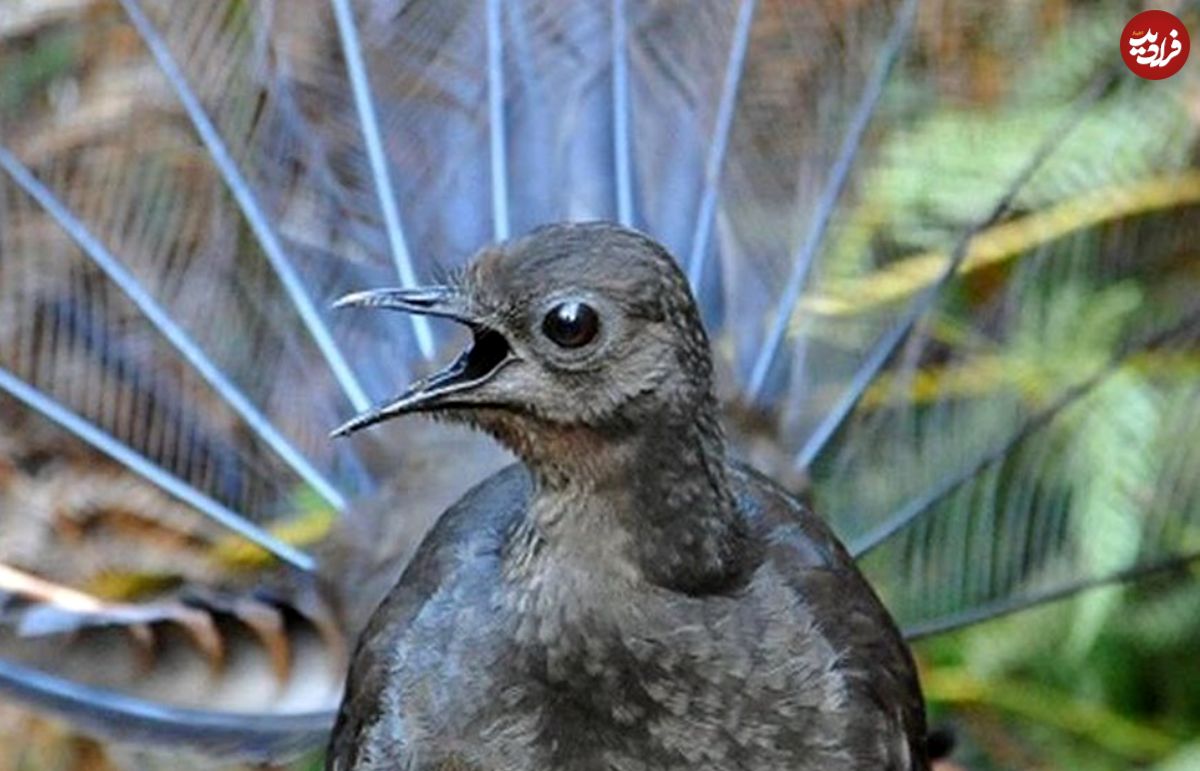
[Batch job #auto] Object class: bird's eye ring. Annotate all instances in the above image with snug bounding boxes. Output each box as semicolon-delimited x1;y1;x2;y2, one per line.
541;301;600;349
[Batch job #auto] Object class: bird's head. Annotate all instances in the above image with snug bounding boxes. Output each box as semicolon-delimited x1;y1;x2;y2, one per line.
331;222;716;463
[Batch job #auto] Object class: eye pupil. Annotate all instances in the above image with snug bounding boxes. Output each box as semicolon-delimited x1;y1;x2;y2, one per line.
542;301;600;348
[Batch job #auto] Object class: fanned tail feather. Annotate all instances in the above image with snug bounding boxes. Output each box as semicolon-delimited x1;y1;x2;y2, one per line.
0;0;1198;761
0;659;332;762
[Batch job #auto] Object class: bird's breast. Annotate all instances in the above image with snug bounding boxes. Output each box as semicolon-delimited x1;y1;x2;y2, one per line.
373;516;908;769
473;556;862;766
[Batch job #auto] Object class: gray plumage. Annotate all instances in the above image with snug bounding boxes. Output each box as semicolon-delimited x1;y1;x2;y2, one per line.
328;222;927;770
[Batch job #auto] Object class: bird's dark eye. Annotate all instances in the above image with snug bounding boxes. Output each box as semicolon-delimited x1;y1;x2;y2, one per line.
541;301;600;349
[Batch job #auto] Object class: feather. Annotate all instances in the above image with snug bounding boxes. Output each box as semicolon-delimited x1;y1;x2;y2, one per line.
819;190;1200;630
0;658;333;761
744;0;921;402
610;0;635;226
329;0;436;358
118;0;372;412
1;0;1199;757
0;145;348;514
684;0;758;290
0;366;313;570
792;67;1117;471
486;0;511;240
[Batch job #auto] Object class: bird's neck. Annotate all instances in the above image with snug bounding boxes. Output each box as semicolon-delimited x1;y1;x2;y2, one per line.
516;401;758;595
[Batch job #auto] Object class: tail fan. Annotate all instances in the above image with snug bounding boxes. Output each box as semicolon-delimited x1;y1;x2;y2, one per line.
0;0;1197;762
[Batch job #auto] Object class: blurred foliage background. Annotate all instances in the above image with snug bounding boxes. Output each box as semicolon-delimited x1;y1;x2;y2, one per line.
0;0;1199;769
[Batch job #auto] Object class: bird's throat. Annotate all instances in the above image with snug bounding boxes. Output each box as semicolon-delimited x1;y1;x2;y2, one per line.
515;407;759;595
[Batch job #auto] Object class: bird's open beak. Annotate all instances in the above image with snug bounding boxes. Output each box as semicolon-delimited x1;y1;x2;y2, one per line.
329;286;514;437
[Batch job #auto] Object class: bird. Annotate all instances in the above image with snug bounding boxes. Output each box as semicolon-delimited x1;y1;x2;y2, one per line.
325;222;928;770
0;0;1198;767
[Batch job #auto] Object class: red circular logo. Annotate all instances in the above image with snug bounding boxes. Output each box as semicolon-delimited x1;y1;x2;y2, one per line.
1122;10;1190;80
